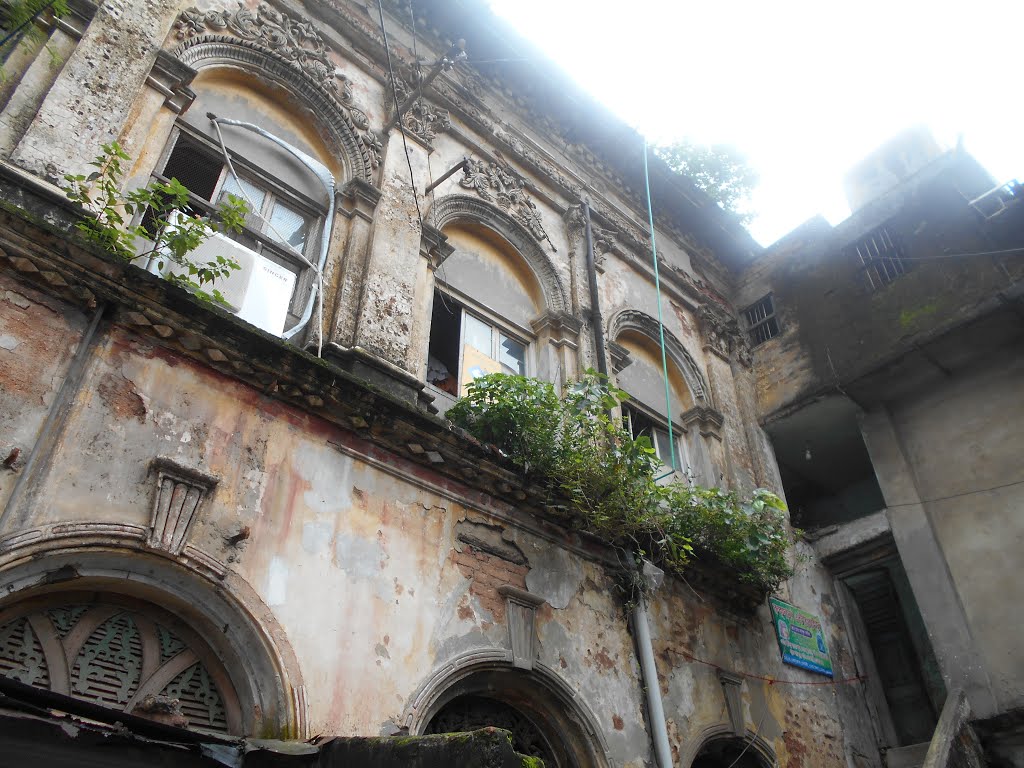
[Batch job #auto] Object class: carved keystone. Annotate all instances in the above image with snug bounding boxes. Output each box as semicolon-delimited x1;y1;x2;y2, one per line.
148;458;218;555
718;669;745;736
497;586;546;671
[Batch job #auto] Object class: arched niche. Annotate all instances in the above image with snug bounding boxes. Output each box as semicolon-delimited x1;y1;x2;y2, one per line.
608;309;709;407
174;36;373;182
0;544;304;738
179;68;343;195
437;220;545;331
406;651;611;768
614;329;695;423
428;195;569;316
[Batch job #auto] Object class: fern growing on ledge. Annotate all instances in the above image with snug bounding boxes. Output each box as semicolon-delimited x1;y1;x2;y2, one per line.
447;372;793;594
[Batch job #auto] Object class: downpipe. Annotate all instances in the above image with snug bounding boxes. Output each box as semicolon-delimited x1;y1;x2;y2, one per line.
582;200;608;376
632;559;674;768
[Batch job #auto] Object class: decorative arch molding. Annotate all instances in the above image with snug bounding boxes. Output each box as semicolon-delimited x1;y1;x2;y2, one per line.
405;649;612;768
680;722;778;768
426;194;570;316
608;309;710;405
0;539;305;738
172;35;378;181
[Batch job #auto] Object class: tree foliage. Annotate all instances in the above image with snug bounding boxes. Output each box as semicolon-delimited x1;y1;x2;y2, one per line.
0;0;70;73
63;142;249;305
448;372;793;593
655;140;759;224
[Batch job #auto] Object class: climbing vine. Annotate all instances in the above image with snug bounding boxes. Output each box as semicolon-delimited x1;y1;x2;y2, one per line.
448;372;793;593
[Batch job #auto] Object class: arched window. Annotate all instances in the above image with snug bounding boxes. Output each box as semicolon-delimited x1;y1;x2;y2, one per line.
427;222;545;408
615;329;696;478
0;592;243;734
139;71;339;338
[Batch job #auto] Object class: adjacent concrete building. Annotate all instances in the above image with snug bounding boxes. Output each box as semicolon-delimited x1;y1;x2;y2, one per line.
0;2;1016;767
738;127;1024;766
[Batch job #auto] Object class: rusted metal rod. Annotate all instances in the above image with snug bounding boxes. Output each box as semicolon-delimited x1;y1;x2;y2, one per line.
424;158;468;195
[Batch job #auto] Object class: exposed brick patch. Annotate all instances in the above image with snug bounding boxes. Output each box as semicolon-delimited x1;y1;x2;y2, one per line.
452;545;528;623
612;714;624;731
97;371;147;423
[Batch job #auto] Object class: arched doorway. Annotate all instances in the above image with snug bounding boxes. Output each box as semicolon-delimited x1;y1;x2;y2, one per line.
426;694;559;767
408;654;610;768
691;736;772;768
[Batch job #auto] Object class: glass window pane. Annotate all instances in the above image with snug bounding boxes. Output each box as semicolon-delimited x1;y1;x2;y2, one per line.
463;314;492;356
654;428;678;470
220;174;266;212
268;200;312;252
499;335;526;376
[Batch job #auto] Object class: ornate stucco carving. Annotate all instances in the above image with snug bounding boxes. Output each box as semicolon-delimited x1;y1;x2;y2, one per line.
173;3;381;176
389;76;451;145
426;194;569;314
176;5;337;89
459;159;552;247
607;309;709;403
697;303;751;367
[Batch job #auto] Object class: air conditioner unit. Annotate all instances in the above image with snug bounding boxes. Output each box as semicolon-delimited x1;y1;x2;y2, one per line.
150;213;296;337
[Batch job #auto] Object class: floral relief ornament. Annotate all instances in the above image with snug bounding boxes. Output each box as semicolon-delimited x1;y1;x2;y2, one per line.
460;159;553;249
174;3;382;168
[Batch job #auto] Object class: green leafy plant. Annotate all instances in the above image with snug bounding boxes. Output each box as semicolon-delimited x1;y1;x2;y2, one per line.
449;371;793;593
0;1;71;77
63;141;248;305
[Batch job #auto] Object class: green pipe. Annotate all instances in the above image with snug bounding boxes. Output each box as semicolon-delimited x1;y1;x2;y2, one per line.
642;137;677;474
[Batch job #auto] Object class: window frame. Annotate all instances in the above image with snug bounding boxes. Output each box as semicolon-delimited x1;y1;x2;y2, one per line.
742;293;780;347
846;224;910;291
622;401;690;479
143;125;326;328
426;287;534;399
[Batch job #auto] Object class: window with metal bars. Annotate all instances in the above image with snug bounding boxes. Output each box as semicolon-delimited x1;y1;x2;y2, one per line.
143;126;324;330
742;294;780;346
847;225;909;291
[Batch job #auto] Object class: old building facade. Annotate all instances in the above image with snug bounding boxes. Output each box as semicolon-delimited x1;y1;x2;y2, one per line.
0;2;1012;767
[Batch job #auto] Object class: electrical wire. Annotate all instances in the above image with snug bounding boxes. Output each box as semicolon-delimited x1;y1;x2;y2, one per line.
882;245;1024;261
376;0;425;229
641;136;678;474
671;648;866;687
725;706;768;768
884;477;1024;509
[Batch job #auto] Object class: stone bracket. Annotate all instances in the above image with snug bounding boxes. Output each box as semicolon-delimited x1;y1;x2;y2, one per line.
718;669;745;736
148;457;219;555
145;50;197;115
420;222;455;270
681;405;725;441
497;585;546;671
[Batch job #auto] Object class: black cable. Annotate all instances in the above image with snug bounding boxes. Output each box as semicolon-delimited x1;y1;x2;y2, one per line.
375;0;424;229
885;477;1024;509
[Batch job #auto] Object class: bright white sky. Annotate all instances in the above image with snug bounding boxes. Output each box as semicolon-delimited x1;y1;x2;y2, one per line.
486;0;1024;245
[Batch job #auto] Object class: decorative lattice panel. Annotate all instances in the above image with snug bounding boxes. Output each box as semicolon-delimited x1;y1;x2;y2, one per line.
426;695;556;766
0;598;240;734
0;618;48;688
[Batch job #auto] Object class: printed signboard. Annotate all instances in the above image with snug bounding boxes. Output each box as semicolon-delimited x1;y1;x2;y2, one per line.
768;597;833;677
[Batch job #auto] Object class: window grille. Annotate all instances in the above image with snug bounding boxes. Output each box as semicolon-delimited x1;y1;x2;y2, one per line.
742;294;780;346
0;596;241;734
847;226;908;291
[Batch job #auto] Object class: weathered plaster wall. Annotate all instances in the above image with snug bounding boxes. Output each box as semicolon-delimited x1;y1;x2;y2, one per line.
0;272;86;512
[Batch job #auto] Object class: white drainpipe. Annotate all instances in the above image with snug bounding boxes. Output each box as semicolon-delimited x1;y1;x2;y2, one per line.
633;560;673;768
